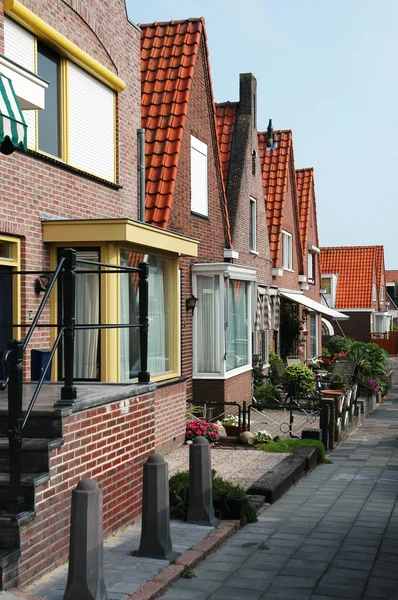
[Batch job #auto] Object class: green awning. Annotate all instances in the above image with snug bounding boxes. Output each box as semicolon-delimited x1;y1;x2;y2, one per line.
0;72;27;155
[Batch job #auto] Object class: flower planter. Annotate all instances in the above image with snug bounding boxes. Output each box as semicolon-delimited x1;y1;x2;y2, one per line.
376;391;383;404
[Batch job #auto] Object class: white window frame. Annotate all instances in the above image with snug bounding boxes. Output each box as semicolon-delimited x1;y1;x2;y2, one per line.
192;263;256;379
380;285;384;303
307;252;315;284
372;283;377;302
282;230;293;271
249;197;257;252
190;136;208;216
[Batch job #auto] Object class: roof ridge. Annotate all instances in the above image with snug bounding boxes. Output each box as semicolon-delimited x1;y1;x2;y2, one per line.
138;17;205;28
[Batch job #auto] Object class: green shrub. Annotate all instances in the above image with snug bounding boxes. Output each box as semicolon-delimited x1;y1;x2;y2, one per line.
282;363;316;398
255;438;328;463
169;470;257;523
327;336;352;355
254;382;282;404
252;356;265;389
269;350;285;382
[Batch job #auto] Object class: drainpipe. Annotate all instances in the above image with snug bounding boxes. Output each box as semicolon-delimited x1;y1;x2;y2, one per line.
137;128;146;222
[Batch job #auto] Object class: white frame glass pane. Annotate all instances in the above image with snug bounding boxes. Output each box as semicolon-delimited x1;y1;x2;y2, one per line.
191;136;208;216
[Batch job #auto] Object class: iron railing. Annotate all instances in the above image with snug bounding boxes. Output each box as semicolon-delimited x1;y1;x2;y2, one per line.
0;248;149;513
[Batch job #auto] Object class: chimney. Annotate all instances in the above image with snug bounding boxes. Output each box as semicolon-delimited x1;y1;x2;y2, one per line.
267;119;274;149
239;73;257;129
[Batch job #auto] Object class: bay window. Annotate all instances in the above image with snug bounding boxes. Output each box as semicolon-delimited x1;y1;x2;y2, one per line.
193;264;255;378
120;251;176;381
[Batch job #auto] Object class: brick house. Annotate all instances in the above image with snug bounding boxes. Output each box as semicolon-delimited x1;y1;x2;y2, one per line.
215;73;273;369
140;19;261;414
258;124;347;360
0;0;199;588
320;245;391;343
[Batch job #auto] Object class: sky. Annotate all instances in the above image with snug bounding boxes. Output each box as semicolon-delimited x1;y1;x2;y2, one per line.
127;0;398;269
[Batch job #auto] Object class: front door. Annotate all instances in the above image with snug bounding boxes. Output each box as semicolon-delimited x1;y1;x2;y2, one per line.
0;267;12;380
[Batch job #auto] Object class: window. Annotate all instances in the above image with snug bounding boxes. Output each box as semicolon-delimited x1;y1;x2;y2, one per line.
282;230;293;270
307;252;315;284
261;330;269;365
321;277;332;294
309;312;318;359
226;280;249;371
381;285;385;302
120;251;176;380
194;265;254;377
250;197;256;252
372;284;377;302
191;136;208;216
4;16;116;181
37;43;60;157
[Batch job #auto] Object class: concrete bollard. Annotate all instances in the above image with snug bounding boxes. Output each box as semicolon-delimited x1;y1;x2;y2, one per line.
64;479;107;600
138;454;179;560
187;437;220;527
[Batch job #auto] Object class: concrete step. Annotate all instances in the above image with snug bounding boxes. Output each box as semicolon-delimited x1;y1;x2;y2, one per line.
0;437;63;473
0;412;62;439
0;473;49;512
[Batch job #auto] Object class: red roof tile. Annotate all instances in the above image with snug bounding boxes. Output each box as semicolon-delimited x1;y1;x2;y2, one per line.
320;246;384;309
386;270;398;283
296;168;313;257
258;130;293;267
374;246;385;303
140;18;232;246
215;102;238;190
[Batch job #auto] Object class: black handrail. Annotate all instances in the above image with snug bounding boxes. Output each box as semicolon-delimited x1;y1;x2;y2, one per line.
1;248;149;513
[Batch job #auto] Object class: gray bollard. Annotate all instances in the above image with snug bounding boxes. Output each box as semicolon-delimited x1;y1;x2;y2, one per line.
64;478;107;600
187;437;220;526
138;454;180;560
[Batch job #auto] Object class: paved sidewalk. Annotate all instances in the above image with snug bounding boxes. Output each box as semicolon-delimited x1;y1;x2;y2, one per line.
159;375;398;600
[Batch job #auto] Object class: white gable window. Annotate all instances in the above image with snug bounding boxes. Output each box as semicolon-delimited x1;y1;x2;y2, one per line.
372;284;377;302
282;230;293;270
191;136;208;216
380;285;385;303
250;197;256;252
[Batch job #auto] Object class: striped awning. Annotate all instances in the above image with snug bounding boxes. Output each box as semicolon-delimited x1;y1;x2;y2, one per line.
0;72;27;155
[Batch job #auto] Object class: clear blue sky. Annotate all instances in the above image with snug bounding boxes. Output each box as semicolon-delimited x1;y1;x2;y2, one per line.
127;0;398;269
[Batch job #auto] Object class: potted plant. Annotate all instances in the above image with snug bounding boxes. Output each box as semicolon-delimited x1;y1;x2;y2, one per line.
221;415;252;436
282;363;316;399
185;419;220;445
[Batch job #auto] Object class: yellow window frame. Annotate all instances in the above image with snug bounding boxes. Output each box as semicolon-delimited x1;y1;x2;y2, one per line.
0;234;21;342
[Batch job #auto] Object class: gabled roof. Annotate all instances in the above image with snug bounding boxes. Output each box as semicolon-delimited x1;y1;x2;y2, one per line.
386;270;398;283
258;130;293;266
140;18;231;243
296;168;314;256
320;246;383;309
215;102;238;190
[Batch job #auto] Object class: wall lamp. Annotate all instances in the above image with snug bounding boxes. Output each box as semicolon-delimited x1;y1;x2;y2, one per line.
34;275;51;295
186;295;198;312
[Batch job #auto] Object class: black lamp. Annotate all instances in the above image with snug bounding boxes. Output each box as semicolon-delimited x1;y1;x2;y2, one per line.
186;295;198;312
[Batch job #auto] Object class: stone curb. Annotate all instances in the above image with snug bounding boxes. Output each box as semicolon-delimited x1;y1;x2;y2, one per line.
247;446;318;503
6;521;241;600
125;520;240;600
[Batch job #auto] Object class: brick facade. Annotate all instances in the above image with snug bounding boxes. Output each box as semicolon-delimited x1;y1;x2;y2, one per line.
0;0;141;368
3;391;156;589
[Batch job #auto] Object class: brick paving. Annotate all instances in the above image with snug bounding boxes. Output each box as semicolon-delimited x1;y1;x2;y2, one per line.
158;361;398;600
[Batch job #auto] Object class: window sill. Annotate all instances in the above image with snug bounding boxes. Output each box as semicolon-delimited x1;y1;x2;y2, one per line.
191;211;209;220
250;250;259;256
193;364;252;380
283;268;294;273
17;147;123;189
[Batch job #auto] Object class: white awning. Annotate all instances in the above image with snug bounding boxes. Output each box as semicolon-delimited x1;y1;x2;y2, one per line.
0;72;27;154
280;291;349;320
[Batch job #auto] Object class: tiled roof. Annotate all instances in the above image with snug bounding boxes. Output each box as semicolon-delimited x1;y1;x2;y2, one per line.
386;270;398;283
296;168;313;257
258;130;293;267
215;102;238;190
140;18;231;247
320;246;382;309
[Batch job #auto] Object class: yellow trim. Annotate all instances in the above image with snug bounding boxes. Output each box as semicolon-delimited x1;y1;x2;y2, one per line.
43;220;199;258
0;235;21;342
114;93;117;183
4;0;126;92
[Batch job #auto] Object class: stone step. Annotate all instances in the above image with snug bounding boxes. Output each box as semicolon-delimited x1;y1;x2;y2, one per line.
0;512;35;550
0;473;49;512
0;412;62;439
0;437;63;473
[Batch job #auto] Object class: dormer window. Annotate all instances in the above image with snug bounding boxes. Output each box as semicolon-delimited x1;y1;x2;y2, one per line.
282;230;293;270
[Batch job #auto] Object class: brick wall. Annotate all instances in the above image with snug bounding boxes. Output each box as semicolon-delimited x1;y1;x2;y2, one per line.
193;370;252;416
225;73;272;287
154;380;187;452
8;391;156;588
0;0;141;368
303;186;322;360
169;37;229;399
332;312;372;343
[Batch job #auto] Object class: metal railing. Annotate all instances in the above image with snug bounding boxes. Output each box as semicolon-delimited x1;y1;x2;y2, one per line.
0;248;149;513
